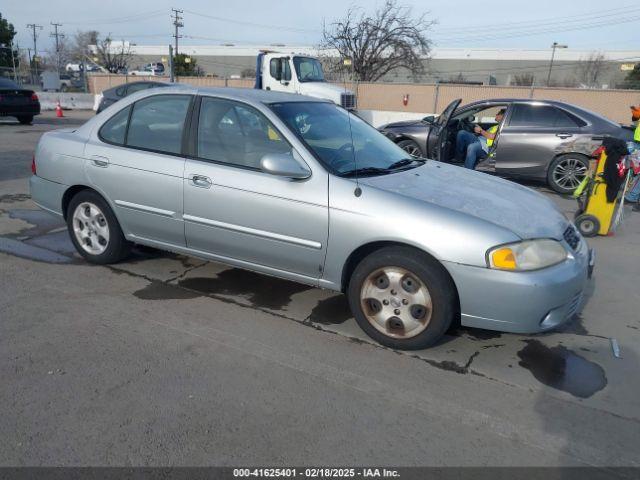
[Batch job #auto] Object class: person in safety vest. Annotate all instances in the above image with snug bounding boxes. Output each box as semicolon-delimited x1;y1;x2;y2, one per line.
456;108;506;170
623;105;640;210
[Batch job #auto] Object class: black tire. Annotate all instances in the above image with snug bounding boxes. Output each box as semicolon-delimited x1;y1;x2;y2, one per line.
347;246;456;350
574;214;600;237
397;139;422;158
17;115;33;125
66;190;131;264
547;154;589;195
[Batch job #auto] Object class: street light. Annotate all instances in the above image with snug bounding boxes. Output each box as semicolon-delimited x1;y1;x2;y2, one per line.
546;42;568;86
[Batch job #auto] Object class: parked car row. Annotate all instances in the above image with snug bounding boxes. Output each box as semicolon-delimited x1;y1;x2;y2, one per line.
379;98;635;194
31;86;593;350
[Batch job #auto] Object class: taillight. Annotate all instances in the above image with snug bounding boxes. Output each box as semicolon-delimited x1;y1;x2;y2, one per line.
31;155;37;175
31;92;38;102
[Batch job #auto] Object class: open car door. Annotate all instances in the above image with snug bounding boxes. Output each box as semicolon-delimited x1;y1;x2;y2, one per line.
426;99;461;160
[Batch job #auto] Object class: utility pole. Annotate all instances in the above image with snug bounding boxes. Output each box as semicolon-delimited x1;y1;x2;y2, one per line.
171;9;183;59
10;41;18;83
26;24;43;84
168;44;174;82
50;22;64;74
546;41;568;87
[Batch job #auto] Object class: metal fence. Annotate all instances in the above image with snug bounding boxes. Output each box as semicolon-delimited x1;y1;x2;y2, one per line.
85;74;640;123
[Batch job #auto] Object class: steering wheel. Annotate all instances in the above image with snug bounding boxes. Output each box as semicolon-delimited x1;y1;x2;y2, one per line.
459;117;477;133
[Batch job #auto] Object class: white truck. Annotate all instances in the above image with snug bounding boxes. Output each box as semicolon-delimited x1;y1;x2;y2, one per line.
254;51;356;110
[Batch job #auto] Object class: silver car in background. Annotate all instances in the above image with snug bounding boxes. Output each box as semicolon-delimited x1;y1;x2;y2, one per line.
30;87;593;349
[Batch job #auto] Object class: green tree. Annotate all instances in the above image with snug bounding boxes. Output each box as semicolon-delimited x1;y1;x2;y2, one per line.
622;64;640;89
174;53;203;76
0;13;18;69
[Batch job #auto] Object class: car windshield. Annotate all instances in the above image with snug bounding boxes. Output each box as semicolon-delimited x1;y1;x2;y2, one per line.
293;57;325;83
270;102;420;176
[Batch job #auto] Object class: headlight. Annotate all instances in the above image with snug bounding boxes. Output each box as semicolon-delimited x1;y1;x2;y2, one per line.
487;239;568;271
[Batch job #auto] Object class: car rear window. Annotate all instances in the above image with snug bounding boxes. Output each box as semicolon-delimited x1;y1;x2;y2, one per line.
0;78;20;89
509;104;582;128
99;106;131;145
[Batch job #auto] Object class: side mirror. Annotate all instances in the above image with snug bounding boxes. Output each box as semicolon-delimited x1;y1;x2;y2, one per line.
423;115;435;123
260;153;311;180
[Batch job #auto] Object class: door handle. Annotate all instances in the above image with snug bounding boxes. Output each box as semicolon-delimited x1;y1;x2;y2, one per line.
556;133;573;139
90;155;109;167
189;174;212;188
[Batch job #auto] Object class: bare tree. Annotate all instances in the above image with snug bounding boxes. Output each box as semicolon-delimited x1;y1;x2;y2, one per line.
575;52;608;88
447;72;467;84
511;73;535;86
320;0;434;82
70;30;99;63
94;35;132;73
241;67;256;79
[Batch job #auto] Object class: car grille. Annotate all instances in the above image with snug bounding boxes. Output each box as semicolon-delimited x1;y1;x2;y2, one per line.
567;291;583;318
340;93;356;110
563;224;580;251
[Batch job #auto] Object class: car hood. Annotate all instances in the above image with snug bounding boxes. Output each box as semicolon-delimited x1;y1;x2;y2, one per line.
382;119;426;128
359;162;569;240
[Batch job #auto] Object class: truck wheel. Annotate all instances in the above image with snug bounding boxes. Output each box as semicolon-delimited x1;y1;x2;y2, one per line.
574;214;600;237
347;246;456;350
397;139;422;158
548;154;589;195
67;190;131;264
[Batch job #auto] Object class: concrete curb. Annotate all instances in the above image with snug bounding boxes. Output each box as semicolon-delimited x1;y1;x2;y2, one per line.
38;92;95;111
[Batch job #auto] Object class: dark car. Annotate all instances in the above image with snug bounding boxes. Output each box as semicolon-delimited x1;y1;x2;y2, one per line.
0;78;40;125
95;81;171;113
379;98;635;194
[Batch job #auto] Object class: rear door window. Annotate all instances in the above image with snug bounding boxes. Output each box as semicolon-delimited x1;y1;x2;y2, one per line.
509;104;581;128
126;95;191;154
98;105;131;145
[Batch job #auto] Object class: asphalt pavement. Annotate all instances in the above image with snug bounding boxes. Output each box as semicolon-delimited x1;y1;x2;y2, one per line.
1;111;639;467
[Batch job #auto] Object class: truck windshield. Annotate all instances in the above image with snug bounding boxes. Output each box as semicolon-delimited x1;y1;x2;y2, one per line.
293;57;325;83
270;102;420;176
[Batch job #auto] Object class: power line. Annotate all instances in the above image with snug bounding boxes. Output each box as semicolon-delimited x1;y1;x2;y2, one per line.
183;9;320;34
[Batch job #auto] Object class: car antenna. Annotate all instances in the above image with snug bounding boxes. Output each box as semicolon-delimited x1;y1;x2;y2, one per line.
342;57;361;197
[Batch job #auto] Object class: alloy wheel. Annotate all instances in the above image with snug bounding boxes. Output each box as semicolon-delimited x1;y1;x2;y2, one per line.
552;157;588;190
72;202;110;255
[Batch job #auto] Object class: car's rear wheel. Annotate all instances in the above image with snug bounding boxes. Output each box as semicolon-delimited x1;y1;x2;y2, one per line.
548;154;589;194
67;190;131;264
347;246;456;350
17;115;33;125
397;139;422;158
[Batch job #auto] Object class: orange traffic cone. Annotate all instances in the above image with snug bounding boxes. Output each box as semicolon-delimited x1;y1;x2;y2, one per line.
55;101;64;118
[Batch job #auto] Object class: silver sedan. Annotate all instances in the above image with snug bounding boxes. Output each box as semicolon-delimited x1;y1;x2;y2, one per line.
30;86;593;350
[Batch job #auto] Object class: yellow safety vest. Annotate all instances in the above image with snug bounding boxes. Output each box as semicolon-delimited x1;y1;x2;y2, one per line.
487;125;499;147
635;121;640;142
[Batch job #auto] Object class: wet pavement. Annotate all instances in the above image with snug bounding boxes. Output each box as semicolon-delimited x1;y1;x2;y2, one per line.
1;113;640;466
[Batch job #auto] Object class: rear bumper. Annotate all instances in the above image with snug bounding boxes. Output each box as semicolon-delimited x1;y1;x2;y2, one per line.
0;103;40;116
30;175;67;217
443;239;592;334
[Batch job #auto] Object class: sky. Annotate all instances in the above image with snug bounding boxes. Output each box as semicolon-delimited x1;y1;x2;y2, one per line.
3;0;640;55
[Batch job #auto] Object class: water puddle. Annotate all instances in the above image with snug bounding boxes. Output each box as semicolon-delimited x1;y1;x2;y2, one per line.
308;295;352;325
517;339;606;398
0;236;73;264
25;231;77;256
8;209;65;237
177;270;312;310
133;281;201;300
0;193;31;204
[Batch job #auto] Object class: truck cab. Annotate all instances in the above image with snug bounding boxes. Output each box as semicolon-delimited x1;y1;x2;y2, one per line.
255;52;356;110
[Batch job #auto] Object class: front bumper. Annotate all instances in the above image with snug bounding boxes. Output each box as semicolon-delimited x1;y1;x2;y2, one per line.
443;239;593;334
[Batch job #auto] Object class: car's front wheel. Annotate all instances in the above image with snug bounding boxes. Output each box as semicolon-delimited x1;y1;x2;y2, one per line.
397;139;422;158
548;154;589;194
347;246;456;350
67;190;131;264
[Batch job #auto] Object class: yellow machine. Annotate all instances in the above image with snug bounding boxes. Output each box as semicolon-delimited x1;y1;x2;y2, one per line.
574;150;618;236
